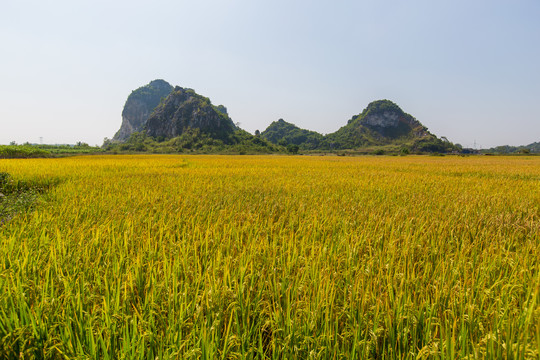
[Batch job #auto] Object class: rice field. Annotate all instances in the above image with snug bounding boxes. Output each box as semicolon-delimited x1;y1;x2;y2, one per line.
0;155;538;359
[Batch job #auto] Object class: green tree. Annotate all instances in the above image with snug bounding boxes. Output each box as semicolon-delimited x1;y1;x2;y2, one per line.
287;144;299;154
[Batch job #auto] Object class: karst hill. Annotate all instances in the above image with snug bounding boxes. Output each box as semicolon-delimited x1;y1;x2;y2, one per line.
113;79;174;141
111;80;456;154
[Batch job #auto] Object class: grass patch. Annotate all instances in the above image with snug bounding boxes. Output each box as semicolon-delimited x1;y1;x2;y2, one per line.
0;172;59;225
0;145;51;159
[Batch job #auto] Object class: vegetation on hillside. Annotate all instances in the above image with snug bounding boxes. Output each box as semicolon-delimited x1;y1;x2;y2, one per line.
322;100;456;152
257;100;459;154
261;119;324;150
122;80;173;110
103;129;288;155
146;87;237;143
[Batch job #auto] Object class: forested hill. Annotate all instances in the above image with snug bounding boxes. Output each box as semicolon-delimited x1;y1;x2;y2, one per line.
261;119;323;150
483;141;540;154
261;100;458;153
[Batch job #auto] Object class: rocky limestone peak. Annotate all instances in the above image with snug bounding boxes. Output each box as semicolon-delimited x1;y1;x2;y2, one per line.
147;79;173;92
352;100;428;138
356;100;406;127
322;99;437;149
113;79;173;141
145;86;236;142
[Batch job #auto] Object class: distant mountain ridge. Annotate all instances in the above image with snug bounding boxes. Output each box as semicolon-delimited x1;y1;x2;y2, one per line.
484;141;540;154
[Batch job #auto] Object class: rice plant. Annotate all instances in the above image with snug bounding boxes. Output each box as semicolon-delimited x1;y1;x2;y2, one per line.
0;155;538;359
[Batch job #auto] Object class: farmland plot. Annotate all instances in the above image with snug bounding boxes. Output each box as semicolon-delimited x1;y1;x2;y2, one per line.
0;155;538;359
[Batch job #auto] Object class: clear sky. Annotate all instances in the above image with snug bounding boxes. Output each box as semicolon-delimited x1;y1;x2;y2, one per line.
1;0;539;148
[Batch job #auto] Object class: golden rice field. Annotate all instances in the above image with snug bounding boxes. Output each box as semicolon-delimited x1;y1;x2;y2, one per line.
0;155;539;359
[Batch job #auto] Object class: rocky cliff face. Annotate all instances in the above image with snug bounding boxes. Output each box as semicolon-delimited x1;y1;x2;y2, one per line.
145;86;236;142
113;80;173;141
362;111;400;127
354;100;430;139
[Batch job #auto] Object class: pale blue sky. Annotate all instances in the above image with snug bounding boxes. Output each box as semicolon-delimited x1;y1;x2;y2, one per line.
1;0;539;148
